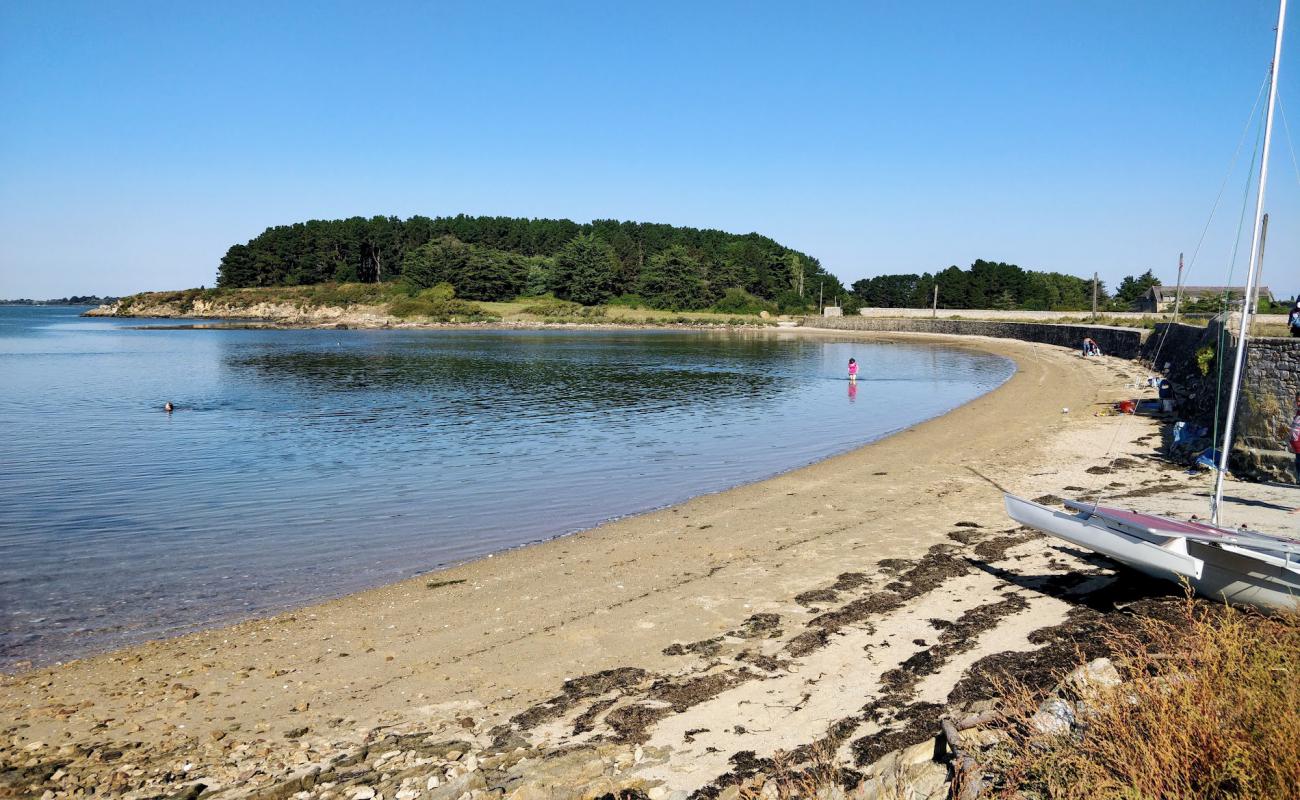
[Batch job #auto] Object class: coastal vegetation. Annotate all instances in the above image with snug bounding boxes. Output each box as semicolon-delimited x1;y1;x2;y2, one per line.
988;599;1300;799
105;283;779;327
214;215;841;314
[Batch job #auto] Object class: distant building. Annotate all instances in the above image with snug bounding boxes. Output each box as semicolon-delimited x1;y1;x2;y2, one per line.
1139;285;1273;313
822;306;843;317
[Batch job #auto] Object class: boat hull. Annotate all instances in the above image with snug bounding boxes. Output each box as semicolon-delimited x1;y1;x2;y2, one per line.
1004;494;1300;612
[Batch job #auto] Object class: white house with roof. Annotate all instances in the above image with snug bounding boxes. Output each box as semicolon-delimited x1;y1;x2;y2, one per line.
1139;285;1273;313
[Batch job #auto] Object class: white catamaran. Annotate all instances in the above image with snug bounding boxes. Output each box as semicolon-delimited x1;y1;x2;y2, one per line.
1004;0;1300;613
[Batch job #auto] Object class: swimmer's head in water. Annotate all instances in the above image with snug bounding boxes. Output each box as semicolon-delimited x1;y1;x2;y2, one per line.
164;402;174;413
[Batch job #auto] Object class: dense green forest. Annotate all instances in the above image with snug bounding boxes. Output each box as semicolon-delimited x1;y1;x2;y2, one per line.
849;260;1116;312
216;215;843;312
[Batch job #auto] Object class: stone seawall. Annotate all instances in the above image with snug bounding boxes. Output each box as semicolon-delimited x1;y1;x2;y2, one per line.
855;307;1291;325
802;316;1149;359
1242;338;1300;480
1142;321;1299;481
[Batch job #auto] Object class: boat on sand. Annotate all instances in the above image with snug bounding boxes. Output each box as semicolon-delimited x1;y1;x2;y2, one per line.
1004;495;1300;612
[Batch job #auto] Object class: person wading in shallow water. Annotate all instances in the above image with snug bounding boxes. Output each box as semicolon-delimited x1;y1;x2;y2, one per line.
847;357;858;382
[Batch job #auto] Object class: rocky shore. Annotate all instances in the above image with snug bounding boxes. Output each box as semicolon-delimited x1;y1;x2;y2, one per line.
81;296;778;330
3;332;1294;799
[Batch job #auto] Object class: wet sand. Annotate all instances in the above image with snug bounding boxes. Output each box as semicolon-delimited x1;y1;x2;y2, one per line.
2;330;1295;799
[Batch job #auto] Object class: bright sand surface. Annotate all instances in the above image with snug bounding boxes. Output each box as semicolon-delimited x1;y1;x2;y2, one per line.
3;330;1295;798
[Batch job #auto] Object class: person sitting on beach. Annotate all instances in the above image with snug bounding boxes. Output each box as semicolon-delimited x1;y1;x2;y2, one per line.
847;357;858;381
1081;337;1101;357
1158;378;1174;413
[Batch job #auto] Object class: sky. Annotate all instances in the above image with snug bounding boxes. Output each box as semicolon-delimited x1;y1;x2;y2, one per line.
1;0;1299;300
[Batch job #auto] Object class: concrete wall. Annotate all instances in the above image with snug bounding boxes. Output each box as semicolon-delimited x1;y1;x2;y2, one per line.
803;316;1149;359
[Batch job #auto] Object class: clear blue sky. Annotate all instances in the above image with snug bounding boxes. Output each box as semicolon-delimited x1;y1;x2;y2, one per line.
2;0;1299;300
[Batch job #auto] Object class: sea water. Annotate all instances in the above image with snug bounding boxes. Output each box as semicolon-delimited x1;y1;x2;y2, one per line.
0;306;1014;669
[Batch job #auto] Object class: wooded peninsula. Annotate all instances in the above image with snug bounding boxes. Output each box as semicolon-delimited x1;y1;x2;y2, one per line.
210;215;1190;317
215;215;839;315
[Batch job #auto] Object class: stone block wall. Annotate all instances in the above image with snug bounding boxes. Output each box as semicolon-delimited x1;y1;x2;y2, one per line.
1239;338;1300;481
802;316;1149;359
1140;321;1299;481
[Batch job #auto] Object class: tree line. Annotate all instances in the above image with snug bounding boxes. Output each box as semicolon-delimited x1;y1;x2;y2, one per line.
851;262;1168;312
0;295;120;306
216;215;844;312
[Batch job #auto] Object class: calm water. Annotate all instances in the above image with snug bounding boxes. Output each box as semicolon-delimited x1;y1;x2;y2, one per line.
0;306;1014;670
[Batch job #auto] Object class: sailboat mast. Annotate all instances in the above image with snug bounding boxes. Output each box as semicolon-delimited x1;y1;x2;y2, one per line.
1211;0;1288;525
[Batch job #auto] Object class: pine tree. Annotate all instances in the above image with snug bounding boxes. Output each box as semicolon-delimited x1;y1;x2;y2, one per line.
551;235;620;305
639;245;705;310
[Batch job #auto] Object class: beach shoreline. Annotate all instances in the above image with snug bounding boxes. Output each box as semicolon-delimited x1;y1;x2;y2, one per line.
3;329;1294;799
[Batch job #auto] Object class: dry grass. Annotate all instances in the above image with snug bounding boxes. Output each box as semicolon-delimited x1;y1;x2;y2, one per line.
987;595;1300;799
737;745;847;800
1251;321;1291;337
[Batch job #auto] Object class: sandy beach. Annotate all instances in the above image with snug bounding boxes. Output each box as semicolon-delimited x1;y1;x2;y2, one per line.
2;330;1295;800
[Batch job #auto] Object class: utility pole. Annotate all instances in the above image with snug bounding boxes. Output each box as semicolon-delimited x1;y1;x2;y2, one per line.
1172;252;1185;322
819;280;824;314
932;284;938;318
1091;272;1099;322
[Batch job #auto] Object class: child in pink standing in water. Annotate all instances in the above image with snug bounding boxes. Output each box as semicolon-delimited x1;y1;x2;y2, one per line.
848;357;858;381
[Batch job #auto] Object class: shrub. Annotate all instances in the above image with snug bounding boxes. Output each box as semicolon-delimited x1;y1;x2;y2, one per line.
987;596;1300;799
416;283;456;302
521;299;606;319
712;287;777;316
1196;345;1215;377
387;284;492;321
605;293;647;309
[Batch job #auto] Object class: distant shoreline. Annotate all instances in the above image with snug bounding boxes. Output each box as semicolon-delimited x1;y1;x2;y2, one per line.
1;301;109;307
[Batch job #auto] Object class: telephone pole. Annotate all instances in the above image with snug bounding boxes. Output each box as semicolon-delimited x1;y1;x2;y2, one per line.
1091;272;1099;322
932;284;938;318
1172;252;1185;322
